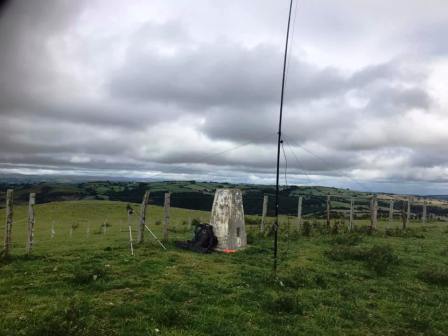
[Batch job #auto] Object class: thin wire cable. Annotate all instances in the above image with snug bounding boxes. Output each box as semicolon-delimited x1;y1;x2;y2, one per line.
281;141;289;188
283;139;312;184
194;132;276;163
196;140;254;161
279;140;291;266
282;133;369;192
12;217;28;224
284;0;299;89
298;144;368;192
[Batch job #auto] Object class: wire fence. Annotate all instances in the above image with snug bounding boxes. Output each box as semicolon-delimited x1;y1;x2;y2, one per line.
0;192;447;258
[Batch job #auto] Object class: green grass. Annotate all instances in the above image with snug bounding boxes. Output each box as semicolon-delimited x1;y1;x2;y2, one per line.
1;200;448;335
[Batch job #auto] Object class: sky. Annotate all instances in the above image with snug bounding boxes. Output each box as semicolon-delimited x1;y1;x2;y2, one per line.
1;0;448;194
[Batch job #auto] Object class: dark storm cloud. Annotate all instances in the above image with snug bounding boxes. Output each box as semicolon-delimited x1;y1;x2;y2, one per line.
348;61;424;87
408;150;448;168
0;0;87;108
109;38;348;109
363;86;431;116
197;58;431;145
0;99;181;130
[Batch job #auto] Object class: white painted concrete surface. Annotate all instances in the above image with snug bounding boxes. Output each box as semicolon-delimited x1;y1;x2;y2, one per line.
210;189;247;251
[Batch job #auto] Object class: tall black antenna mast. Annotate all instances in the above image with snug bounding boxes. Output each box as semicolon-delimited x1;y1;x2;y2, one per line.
273;0;294;273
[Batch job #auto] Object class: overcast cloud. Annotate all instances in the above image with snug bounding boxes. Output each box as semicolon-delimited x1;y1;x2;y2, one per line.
1;0;448;194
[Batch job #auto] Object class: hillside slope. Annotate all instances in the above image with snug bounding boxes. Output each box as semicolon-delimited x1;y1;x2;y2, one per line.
1;180;447;218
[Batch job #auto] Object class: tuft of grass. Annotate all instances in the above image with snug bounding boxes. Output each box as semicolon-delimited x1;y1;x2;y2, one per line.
263;293;304;315
364;245;399;275
401;306;433;333
191;218;201;226
245;216;261;225
25;298;113;336
331;221;340;235
441;247;448;256
329;233;363;246
325;245;365;261
301;220;312;236
418;266;448;286
151;304;189;328
312;220;331;235
279;266;312;289
72;264;109;285
352;225;375;235
246;231;258;244
385;227;425;239
326;244;398;275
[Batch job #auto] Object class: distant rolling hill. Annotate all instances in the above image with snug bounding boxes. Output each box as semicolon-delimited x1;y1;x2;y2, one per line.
1;179;448;218
427;195;448;201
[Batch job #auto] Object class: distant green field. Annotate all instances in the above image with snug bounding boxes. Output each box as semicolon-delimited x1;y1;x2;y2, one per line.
1;200;448;335
3;180;447;219
0;200;211;254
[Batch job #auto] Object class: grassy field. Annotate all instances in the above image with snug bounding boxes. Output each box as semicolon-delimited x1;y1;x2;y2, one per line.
1;200;448;335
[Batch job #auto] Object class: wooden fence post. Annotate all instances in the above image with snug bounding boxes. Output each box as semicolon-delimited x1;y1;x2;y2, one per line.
297;196;303;231
326;195;331;227
3;189;13;257
261;195;268;232
127;210;134;256
102;219;107;235
137;191;150;243
26;193;36;255
401;201;407;230
388;200;394;226
163;193;170;241
406;197;411;228
370;195;378;229
422;201;427;225
349;198;354;232
51;221;55;239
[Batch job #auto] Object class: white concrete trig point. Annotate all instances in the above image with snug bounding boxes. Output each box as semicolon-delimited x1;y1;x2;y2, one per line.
210;189;247;251
349;198;354;232
261;195;268;232
297;196;303;231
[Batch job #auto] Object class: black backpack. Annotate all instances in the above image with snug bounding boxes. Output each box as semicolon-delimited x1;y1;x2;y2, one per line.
175;223;218;253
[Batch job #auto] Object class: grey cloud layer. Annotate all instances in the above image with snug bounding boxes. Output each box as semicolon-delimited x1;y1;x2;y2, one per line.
0;0;448;193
